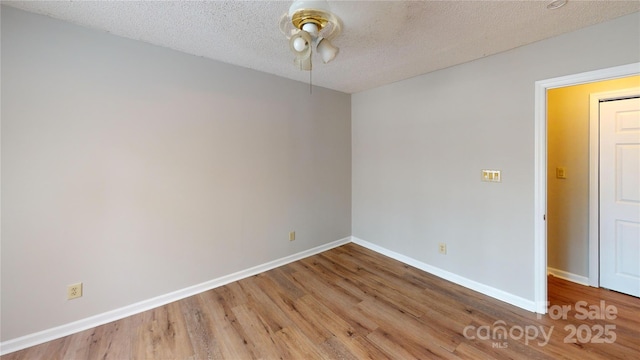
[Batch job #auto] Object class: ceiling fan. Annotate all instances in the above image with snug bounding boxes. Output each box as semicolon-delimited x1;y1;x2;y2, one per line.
279;0;342;71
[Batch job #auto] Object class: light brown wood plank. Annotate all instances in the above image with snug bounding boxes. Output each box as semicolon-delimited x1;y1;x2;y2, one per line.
132;301;194;359
274;327;331;359
357;298;462;356
366;327;458;360
197;290;255;360
179;295;225;360
252;273;333;344
3;243;639;359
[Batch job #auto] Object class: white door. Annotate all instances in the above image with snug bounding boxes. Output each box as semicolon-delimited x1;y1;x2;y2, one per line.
600;97;640;297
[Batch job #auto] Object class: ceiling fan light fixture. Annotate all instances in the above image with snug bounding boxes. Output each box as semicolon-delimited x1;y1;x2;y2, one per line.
288;0;333;29
288;0;331;16
294;54;312;71
289;30;312;56
301;22;319;37
316;38;338;64
281;0;342;73
293;36;308;52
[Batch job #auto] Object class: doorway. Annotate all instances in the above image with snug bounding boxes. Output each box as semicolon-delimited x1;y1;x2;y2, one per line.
534;63;640;314
546;80;640;293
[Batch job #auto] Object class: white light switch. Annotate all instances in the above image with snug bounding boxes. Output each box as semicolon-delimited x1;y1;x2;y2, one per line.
556;167;566;179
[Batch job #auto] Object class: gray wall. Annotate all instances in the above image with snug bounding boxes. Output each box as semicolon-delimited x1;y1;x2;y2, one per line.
1;7;351;341
352;12;640;301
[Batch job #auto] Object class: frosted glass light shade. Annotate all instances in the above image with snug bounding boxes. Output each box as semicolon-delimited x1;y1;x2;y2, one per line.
289;30;312;58
294;55;312;71
317;38;338;64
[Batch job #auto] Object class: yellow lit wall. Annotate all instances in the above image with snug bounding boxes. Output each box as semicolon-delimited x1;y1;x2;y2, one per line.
547;75;640;280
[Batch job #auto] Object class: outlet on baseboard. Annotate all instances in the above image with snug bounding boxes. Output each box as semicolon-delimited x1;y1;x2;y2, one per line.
438;243;447;255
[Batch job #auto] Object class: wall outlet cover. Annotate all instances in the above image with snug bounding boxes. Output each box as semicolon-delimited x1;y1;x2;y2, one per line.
67;283;83;300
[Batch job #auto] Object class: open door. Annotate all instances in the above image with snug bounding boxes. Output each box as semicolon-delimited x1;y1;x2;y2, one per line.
599;96;640;297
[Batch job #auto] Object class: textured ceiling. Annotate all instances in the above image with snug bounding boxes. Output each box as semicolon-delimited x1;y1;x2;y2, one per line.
3;1;640;94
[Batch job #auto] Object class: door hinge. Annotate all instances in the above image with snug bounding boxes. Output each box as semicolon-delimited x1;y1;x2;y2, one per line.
543;214;546;220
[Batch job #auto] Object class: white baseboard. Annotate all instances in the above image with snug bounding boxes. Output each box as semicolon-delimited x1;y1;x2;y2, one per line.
547;267;590;286
2;235;542;355
352;237;537;312
0;237;351;356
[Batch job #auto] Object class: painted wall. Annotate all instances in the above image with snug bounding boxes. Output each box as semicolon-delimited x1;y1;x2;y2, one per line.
547;76;640;279
352;12;640;303
1;7;351;341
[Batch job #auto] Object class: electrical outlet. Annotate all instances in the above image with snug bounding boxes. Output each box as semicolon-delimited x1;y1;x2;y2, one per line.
289;231;296;241
438;243;447;255
67;282;83;300
481;169;501;183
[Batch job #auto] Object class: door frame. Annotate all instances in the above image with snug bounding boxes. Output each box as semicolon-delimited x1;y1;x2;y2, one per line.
589;88;640;288
533;62;640;314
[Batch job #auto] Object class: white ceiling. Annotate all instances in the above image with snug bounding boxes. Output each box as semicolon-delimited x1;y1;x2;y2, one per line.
3;1;639;94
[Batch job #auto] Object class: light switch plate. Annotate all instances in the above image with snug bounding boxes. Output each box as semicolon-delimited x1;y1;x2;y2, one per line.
481;169;501;183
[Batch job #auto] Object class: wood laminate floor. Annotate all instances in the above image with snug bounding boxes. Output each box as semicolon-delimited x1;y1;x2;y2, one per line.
2;243;639;359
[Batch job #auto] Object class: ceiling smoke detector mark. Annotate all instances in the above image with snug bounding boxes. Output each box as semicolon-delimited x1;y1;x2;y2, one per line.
547;0;568;10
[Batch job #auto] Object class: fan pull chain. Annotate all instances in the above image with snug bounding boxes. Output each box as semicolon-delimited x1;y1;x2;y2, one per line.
309;47;313;94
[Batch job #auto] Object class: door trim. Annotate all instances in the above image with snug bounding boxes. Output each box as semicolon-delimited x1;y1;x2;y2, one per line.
589;88;640;288
534;62;640;314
